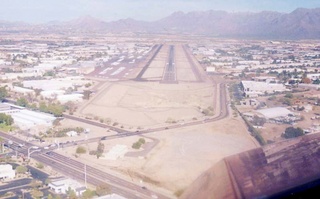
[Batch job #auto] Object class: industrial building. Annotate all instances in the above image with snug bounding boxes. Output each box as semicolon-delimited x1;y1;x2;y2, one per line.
0;164;15;179
0;103;56;130
241;80;287;98
48;177;86;196
11;109;56;130
256;107;293;119
243;107;299;125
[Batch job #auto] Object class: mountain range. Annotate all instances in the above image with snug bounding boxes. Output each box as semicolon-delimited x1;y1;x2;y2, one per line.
1;8;320;39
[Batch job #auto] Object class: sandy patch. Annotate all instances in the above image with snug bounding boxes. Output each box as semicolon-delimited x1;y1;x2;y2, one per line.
79;81;214;127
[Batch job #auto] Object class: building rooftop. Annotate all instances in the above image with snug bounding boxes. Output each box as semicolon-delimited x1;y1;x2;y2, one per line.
256;107;293;119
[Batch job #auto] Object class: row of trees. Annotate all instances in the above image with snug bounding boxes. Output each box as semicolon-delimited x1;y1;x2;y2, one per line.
0;113;14;126
132;138;146;149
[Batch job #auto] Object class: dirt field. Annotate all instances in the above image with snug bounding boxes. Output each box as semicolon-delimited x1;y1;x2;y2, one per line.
57;114;258;195
78;81;214;128
60;43;260;197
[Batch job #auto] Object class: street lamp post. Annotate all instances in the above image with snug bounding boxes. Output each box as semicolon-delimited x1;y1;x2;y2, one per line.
84;164;87;188
27;146;40;159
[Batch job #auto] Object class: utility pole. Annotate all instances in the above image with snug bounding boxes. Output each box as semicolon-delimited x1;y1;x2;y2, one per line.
84;164;87;188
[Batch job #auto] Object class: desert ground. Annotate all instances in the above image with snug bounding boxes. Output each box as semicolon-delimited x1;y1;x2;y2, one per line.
55;44;259;197
57;115;258;195
78;81;214;128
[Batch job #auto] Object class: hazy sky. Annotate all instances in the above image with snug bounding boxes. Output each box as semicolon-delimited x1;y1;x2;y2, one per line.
0;0;319;23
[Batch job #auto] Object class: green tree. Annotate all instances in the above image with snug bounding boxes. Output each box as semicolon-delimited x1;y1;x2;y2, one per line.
282;127;304;139
45;178;51;185
96;183;111;196
67;188;77;199
282;98;292;106
44;70;55;77
36;162;44;169
39;101;47;112
0;113;14;125
96;142;105;159
138;138;146;144
81;189;96;199
251;115;267;126
47;103;64;117
76;146;86;154
284;93;293;98
16;165;28;174
30;179;42;189
30;189;43;199
132;142;142;149
16;97;28;107
0;86;8;102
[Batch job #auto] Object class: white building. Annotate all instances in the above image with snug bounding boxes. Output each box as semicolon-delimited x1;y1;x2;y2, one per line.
40;90;66;99
206;66;216;73
10;109;56;130
0;164;15;179
256;107;293;119
66;131;78;137
0;103;56;130
10;86;35;96
49;178;86;196
241;81;287;98
307;73;320;81
57;94;83;104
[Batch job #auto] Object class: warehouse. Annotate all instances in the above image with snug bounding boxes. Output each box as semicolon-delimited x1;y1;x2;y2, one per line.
256;107;293;119
255;107;299;124
10;109;56;130
241;81;287;98
0;164;15;179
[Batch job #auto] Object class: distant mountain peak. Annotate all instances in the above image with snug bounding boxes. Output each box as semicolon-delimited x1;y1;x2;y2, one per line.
1;8;320;39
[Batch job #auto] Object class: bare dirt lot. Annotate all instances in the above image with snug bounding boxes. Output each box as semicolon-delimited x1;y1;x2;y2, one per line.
78;81;215;128
61;44;259;197
58;115;258;195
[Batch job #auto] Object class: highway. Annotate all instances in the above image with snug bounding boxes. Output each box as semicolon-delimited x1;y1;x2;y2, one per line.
0;77;228;198
0;131;168;199
61;80;228;147
0;47;229;198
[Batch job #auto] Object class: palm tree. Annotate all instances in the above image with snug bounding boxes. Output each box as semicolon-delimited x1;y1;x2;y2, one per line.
0;137;3;153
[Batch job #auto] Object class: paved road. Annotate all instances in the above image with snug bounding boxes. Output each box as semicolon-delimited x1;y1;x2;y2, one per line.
62;80;229;147
0;178;31;195
0;74;229;199
0;132;170;199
